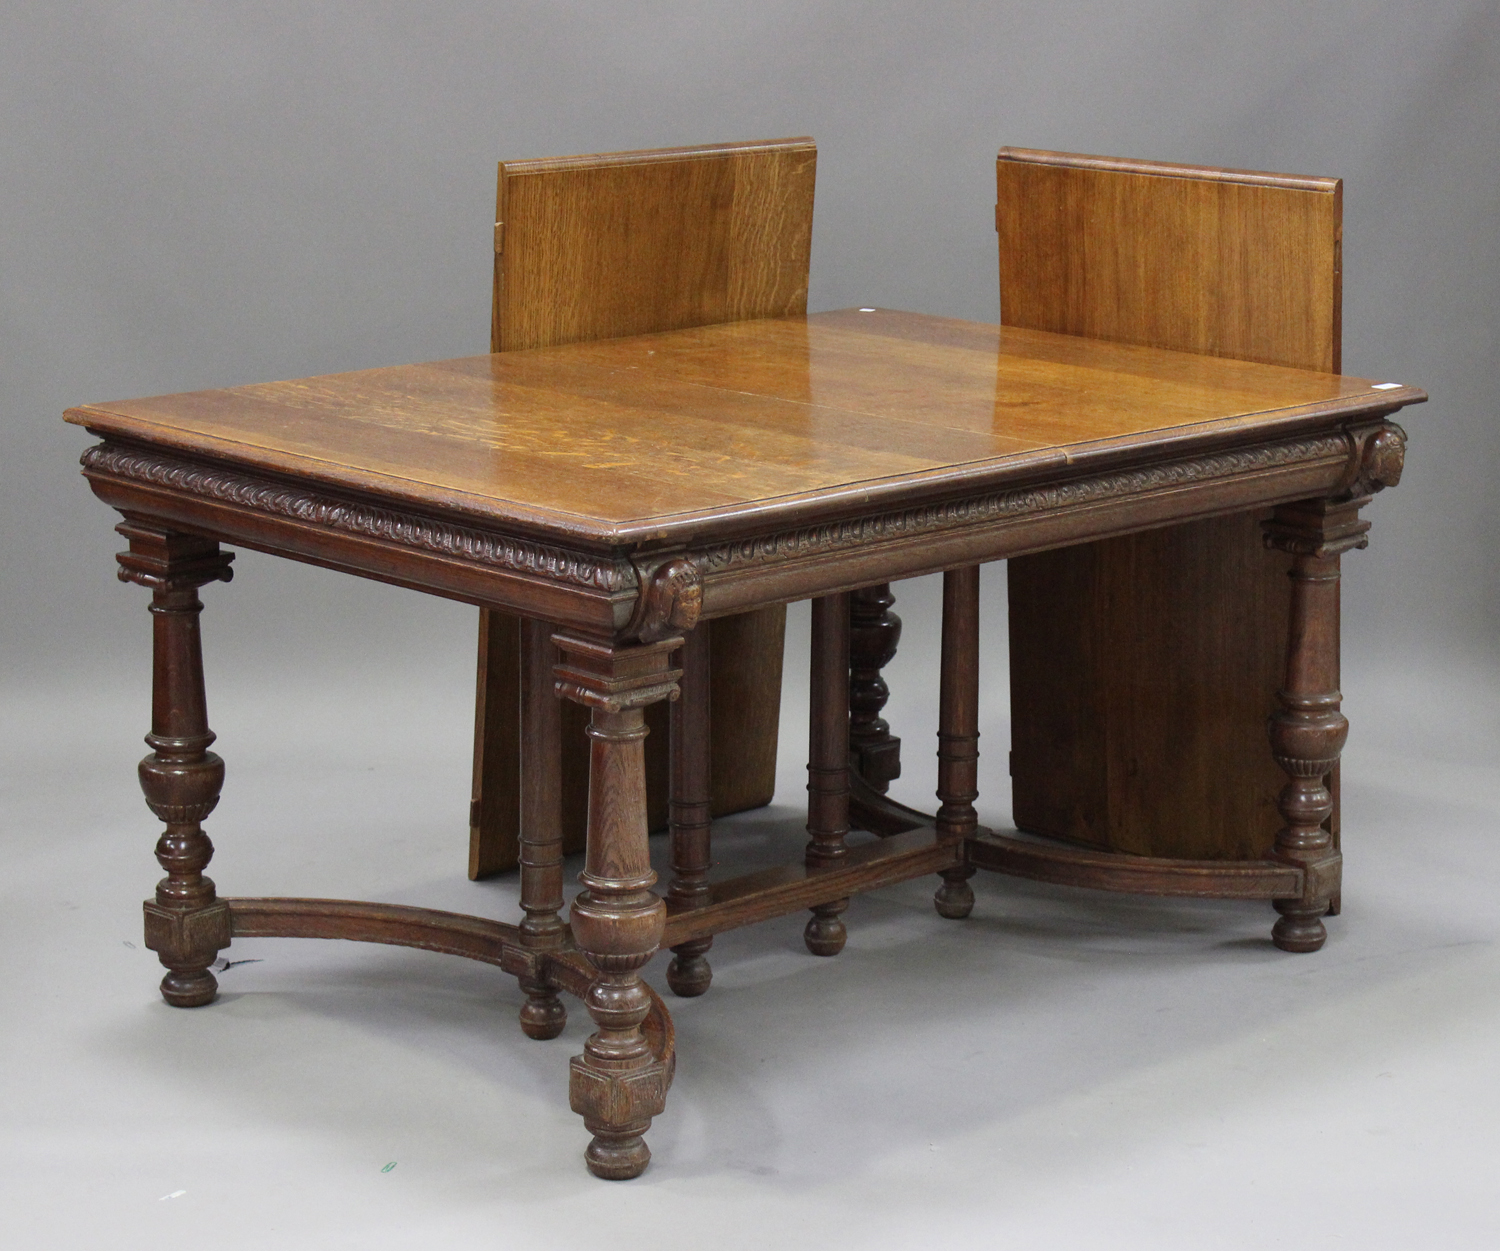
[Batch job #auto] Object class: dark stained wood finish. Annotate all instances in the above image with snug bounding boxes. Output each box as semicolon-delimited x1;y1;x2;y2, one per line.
965;836;1302;898
553;632;680;1181
666;626;714;997
934;566;980;919
224;897;677;1080
1001;148;1344;866
1009;513;1292;859
517;616;568;1037
849;767;932;837
472;139;811;877
706;606;785;815
229;896;522;962
117;521;236;1007
664;828;963;946
804;593;852;956
1261;490;1378;950
848;583;903;792
469;608;522;878
474;605;785;875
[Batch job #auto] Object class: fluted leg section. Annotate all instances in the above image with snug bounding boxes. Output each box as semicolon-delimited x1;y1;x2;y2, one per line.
806;593;851;956
555;633;680;1180
1263;497;1369;952
518;617;567;1039
849;583;902;792
117;521;235;1007
934;567;979;919
667;627;713;997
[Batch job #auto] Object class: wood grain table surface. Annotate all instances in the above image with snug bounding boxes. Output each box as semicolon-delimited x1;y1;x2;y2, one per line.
66;308;1418;546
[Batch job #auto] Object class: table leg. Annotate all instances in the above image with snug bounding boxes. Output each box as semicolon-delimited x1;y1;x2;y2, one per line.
805;592;851;956
667;626;713;997
1263;497;1369;952
935;566;979;918
115;520;235;1007
849;583;902;792
554;632;680;1180
518;617;567;1038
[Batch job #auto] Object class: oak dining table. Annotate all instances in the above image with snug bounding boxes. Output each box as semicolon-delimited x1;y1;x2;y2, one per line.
65;306;1424;1178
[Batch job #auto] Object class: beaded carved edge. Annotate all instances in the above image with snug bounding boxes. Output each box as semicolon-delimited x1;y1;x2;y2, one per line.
696;432;1358;572
83;429;1381;600
80;442;633;594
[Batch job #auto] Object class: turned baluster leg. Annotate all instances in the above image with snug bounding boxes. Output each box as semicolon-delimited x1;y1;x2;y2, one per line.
667;626;713;997
517;617;568;1038
849;583;902;791
1263;497;1369;952
805;593;851;956
554;632;679;1181
935;566;980;919
116;520;235;1007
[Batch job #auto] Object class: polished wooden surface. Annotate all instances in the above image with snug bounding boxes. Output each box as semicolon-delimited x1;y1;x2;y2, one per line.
1002;149;1344;861
1010;515;1291;858
997;147;1341;372
473;139;810;877
494;138;815;353
66;310;1409;543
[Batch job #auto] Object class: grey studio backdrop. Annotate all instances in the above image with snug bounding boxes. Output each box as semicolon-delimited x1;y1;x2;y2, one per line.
3;3;1499;1249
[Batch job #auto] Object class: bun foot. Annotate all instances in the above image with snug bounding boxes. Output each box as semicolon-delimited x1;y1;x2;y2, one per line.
934;867;975;919
159;968;218;1007
519;987;567;1039
1271;901;1328;952
585;1126;652;1180
666;940;713;997
804;900;848;956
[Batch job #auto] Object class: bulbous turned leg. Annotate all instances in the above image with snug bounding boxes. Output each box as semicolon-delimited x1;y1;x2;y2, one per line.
1268;719;1343;952
667;627;713;998
117;522;235;1007
517;617;567;1038
806;594;851;957
555;632;680;1180
1264;497;1370;952
143;772;230;1008
934;566;980;921
568;947;664;1179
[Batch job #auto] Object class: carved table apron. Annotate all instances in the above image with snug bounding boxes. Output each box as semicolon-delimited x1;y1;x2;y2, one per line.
65;309;1423;1179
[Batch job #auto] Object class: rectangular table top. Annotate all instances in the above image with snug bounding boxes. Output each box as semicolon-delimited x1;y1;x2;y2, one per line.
67;309;1421;546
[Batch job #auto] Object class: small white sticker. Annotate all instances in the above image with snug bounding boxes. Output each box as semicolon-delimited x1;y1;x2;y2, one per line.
858;307;876;312
1371;382;1402;390
158;1190;186;1201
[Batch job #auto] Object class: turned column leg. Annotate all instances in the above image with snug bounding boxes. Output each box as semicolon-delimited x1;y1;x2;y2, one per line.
666;626;713;997
806;593;851;956
116;520;235;1007
554;632;680;1181
517;617;567;1038
935;566;980;919
1263;497;1370;952
849;583;902;791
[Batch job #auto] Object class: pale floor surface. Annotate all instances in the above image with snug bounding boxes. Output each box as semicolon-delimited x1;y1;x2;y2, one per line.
3;647;1499;1250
